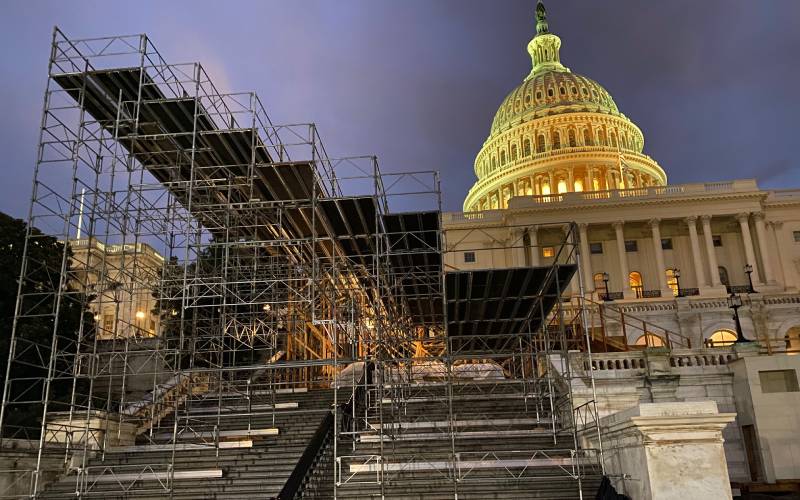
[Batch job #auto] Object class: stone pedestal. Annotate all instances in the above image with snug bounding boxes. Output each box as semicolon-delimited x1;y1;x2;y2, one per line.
588;401;736;500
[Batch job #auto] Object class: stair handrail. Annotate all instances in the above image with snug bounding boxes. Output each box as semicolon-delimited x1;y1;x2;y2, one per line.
275;362;372;500
554;297;692;350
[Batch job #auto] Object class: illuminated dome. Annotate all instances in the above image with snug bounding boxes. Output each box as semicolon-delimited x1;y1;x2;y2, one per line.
490;72;621;137
464;1;667;212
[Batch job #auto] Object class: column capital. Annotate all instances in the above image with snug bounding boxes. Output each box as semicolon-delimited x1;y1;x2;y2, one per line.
700;214;713;223
578;222;589;231
736;212;751;223
752;211;766;222
612;220;625;230
648;218;661;228
767;220;783;229
684;215;698;225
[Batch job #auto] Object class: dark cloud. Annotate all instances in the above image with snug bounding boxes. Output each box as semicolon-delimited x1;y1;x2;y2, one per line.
0;0;798;216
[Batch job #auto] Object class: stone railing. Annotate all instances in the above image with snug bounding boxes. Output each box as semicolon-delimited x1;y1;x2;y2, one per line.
456;179;760;215
576;347;737;378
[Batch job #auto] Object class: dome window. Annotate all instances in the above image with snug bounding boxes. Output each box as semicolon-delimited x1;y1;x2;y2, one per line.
552;131;561;149
500;150;507;165
523;139;532;157
571;87;577;95
583;129;592;146
536;135;545;153
510;144;518;161
559;87;566;96
568;130;577;148
536;91;542;100
581;88;588;96
547;88;554;97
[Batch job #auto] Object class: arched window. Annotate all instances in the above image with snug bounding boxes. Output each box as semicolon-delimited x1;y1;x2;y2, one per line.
500;150;507;165
598;130;607;146
610;132;618;148
536;135;546;153
574;179;584;192
594;273;607;297
523;139;531;157
536;91;542;100
547;88;554;97
635;333;665;348
707;329;737;347
557;179;567;194
552;131;561;150
510;144;518;161
541;181;551;196
559;86;566;96
568;129;577;147
583;129;592;146
491;156;497;170
629;271;644;298
718;266;730;287
666;269;679;297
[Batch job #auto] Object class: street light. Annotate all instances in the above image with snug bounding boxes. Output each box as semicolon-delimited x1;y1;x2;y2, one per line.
672;268;682;297
602;272;612;301
727;293;749;343
744;264;756;293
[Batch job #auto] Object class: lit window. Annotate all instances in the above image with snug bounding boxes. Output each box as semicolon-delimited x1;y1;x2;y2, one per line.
707;329;737;347
541;183;551;196
634;333;665;347
557;180;567;194
624;240;638;252
574;179;584;192
589;242;603;254
759;370;800;393
629;271;643;298
542;247;555;258
593;273;607;296
464;252;476;263
665;269;679;297
712;235;723;247
661;238;673;250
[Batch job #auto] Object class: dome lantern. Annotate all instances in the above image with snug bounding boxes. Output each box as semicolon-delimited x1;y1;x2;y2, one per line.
527;1;569;80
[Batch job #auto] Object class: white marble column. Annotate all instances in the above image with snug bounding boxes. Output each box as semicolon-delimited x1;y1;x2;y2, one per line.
578;223;594;294
752;212;775;284
769;221;794;290
510;228;526;267
529;226;540;267
649;218;670;295
613;221;632;296
700;215;722;287
737;212;761;285
686;216;708;288
564;225;580;296
567;168;575;192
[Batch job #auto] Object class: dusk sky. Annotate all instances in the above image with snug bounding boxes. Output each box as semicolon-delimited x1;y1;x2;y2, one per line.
1;0;799;215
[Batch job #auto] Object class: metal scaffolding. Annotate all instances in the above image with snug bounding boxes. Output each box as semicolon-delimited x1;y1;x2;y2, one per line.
0;28;600;499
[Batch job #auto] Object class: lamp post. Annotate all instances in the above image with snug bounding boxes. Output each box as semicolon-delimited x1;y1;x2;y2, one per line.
602;272;611;301
727;293;749;343
673;268;682;297
744;264;756;293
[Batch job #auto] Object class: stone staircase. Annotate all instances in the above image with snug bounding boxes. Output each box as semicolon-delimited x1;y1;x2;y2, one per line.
39;384;335;499
331;379;601;499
